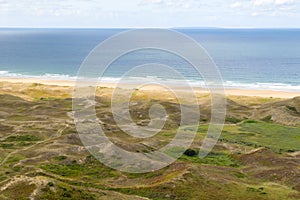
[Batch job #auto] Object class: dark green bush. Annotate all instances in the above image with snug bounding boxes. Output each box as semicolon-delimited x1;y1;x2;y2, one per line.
226;117;242;124
286;105;298;113
184;149;197;157
261;115;272;122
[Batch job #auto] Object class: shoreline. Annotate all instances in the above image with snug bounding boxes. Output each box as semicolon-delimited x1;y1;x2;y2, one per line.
0;77;299;98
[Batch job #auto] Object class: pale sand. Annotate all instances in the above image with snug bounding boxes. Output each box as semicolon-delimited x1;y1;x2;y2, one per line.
0;77;299;99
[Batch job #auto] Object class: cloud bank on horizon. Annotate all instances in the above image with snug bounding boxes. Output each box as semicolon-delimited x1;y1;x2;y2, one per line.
0;0;299;28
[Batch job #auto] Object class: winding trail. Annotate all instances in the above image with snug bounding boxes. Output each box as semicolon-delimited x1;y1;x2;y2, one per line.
0;124;69;166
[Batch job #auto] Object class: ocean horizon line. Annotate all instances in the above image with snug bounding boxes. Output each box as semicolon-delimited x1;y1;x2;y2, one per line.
1;27;300;30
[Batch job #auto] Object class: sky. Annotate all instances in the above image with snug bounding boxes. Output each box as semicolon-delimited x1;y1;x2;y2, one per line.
0;0;300;28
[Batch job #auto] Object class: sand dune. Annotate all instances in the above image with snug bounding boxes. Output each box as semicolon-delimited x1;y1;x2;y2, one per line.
0;77;299;98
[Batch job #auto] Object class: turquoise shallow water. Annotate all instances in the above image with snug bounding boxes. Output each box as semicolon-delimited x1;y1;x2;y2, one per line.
0;28;299;91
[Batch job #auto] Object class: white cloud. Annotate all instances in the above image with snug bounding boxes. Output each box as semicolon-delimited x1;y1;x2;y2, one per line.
275;0;294;5
253;0;294;6
253;0;273;6
139;0;189;8
150;0;163;3
230;2;242;8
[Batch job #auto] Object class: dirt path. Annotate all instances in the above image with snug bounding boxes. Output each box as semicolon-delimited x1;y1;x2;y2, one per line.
0;124;69;166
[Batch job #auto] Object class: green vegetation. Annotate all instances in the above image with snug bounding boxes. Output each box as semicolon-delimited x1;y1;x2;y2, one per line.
5;155;26;164
36;182;96;200
0;181;36;200
220;121;300;153
54;155;68;161
4;134;40;142
183;148;197;156
0;143;14;148
112;180;298;200
286;105;298;113
226;116;243;124
180;151;240;167
261;115;272;122
40;157;119;179
0;83;299;199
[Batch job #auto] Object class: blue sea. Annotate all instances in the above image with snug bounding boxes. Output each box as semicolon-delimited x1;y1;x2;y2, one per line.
0;28;299;91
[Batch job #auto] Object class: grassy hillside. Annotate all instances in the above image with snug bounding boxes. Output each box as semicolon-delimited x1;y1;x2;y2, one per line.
0;82;299;199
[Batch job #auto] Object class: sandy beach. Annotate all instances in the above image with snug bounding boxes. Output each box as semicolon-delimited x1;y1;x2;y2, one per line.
0;77;299;98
